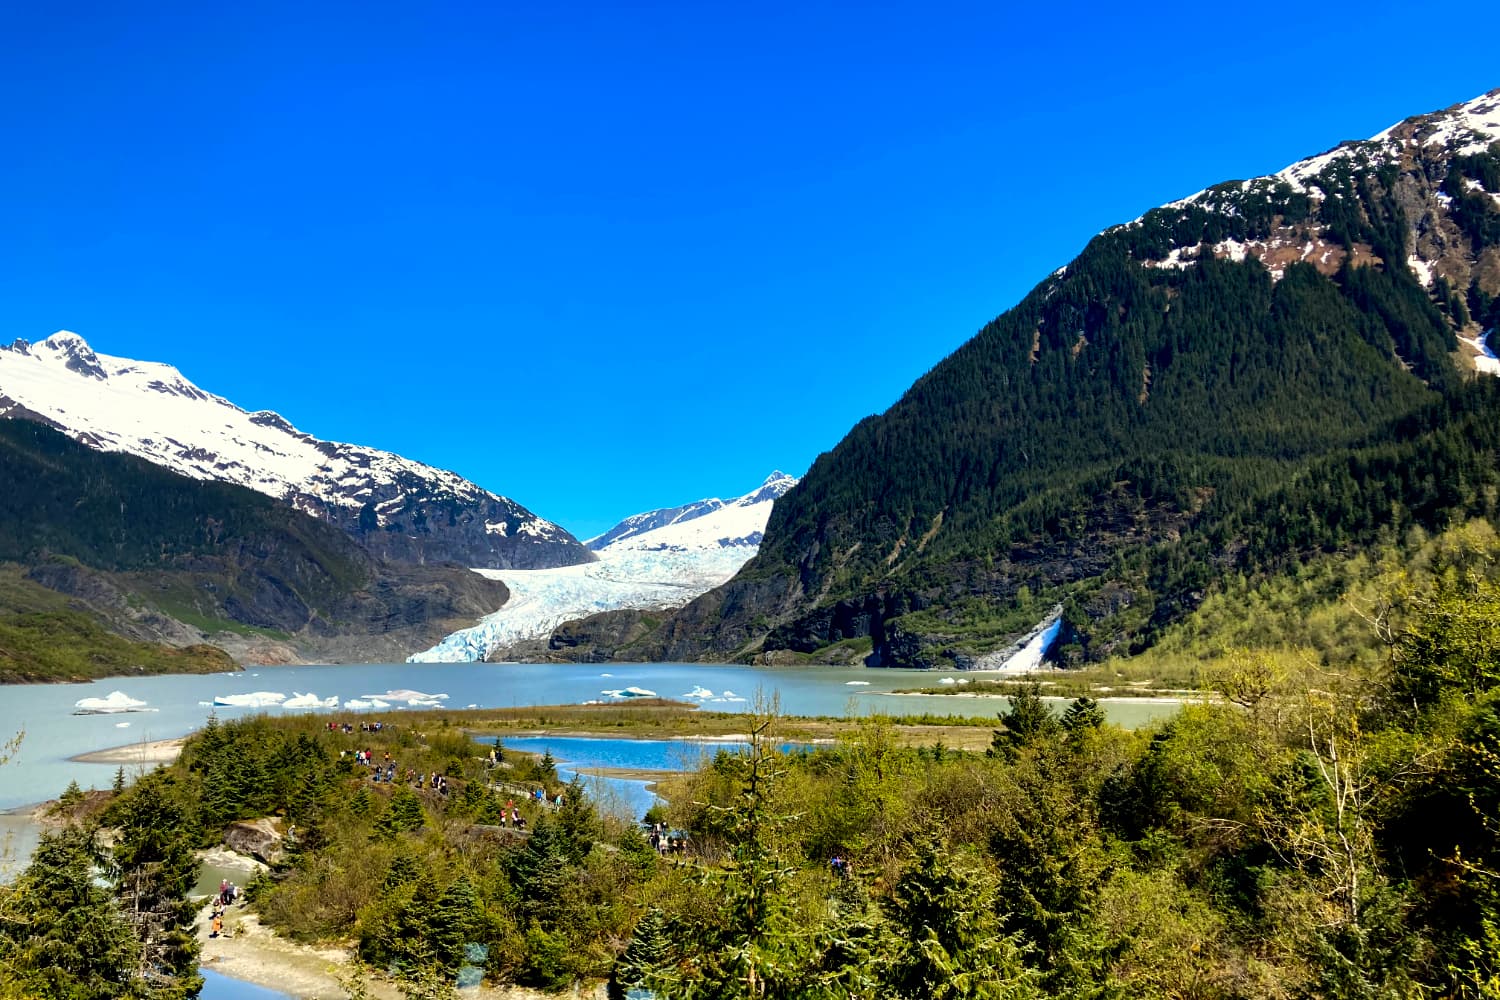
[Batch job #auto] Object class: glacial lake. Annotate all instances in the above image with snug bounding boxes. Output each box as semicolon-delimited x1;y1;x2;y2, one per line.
0;660;1186;811
0;660;1190;1000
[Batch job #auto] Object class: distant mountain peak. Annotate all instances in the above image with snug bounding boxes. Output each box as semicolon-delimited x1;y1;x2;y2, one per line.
585;472;799;551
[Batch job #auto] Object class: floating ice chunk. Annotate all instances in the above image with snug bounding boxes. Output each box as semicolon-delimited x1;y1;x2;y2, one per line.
369;699;390;709
682;686;714;700
601;686;658;699
360;689;449;705
343;699;373;709
115;722;131;728
73;691;151;714
600;673;614;678
213;691;287;708
465;703;478;709
939;677;957;685
282;692;338;709
844;681;870;687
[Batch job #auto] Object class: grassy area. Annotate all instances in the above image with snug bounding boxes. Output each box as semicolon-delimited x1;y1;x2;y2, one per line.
0;610;236;683
322;701;1008;754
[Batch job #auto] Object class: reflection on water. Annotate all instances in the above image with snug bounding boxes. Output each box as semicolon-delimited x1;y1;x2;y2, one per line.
200;968;289;999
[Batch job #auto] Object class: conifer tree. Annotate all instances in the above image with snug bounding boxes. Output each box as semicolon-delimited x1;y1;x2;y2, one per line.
880;837;1041;1000
109;773;203;998
374;788;426;839
609;907;672;1000
0;828;139;999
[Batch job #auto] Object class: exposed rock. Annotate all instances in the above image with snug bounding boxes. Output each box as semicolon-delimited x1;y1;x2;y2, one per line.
223;818;284;865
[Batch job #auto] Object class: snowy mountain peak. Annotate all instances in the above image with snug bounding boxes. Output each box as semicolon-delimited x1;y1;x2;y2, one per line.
1117;86;1500;374
737;470;798;507
0;331;591;569
585;472;799;550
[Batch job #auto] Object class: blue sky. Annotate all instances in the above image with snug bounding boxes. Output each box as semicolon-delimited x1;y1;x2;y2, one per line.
0;2;1492;540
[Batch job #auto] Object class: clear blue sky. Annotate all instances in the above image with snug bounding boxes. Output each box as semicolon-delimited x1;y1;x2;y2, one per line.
0;2;1492;540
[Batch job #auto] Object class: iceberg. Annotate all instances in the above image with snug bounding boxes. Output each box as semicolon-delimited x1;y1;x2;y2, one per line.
844;680;871;686
600;686;658;699
282;692;338;709
343;699;373;710
681;686;715;700
360;689;448;705
73;691;152;715
115;722;130;728
212;691;287;708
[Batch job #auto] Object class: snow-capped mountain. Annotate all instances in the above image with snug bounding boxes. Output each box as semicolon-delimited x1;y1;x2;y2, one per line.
0;331;591;569
409;471;798;661
1124;89;1500;374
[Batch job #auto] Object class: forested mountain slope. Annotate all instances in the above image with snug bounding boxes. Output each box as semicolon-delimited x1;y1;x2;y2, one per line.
581;89;1500;667
0;418;509;669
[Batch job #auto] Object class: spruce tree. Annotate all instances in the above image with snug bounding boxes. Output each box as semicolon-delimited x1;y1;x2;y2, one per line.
881;837;1041;999
609;908;672;1000
109;773;203;998
0;828;139;999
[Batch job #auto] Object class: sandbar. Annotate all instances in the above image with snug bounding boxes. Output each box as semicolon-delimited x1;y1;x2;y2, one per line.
70;737;186;765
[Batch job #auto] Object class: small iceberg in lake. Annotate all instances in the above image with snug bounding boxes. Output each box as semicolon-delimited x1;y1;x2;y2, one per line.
213;691;287;708
360;689;449;706
844;680;871;686
682;686;714;700
282;692;338;709
343;699;373;709
939;677;957;685
115;722;131;728
601;686;658;699
73;691;154;715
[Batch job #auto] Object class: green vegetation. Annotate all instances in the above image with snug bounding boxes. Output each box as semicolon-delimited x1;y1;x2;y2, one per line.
5;558;1499;997
0;609;234;683
0;768;203;999
0;420;505;678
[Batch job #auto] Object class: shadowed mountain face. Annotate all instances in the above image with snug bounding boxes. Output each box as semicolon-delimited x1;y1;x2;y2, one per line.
0;418;509;667
562;90;1500;668
0;331;593;570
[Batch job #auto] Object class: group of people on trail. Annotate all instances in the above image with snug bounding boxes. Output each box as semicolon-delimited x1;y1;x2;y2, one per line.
208;879;241;938
344;748;452;795
648;822;686;856
326;719;385;733
497;799;527;829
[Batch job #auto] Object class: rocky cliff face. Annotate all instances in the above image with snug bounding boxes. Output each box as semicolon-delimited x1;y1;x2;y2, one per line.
0;332;593;570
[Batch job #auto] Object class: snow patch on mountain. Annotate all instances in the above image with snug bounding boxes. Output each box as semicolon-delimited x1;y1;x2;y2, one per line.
409;472;798;662
0;331;586;567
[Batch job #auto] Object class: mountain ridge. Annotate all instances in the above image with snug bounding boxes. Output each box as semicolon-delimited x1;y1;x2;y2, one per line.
549;86;1500;668
0;331;592;570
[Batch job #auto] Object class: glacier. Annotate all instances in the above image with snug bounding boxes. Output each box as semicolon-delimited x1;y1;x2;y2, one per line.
409;472;797;662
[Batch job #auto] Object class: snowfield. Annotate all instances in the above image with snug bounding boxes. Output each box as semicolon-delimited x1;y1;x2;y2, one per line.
409;473;797;662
